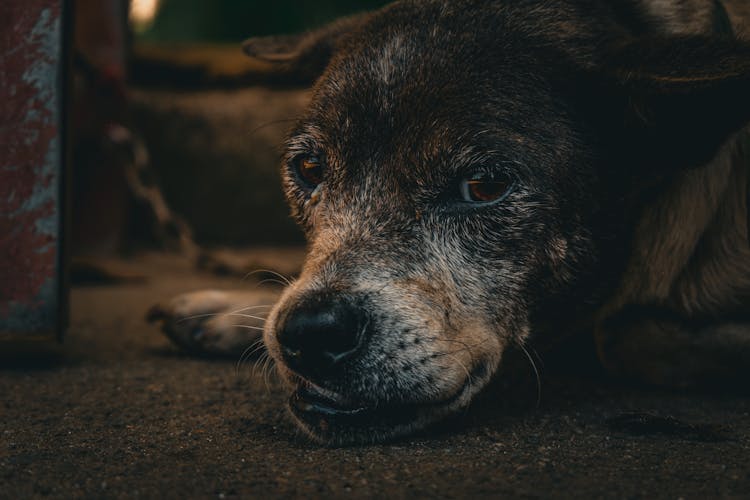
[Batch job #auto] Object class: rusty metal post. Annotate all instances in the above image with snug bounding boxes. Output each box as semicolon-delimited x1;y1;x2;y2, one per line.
0;0;68;339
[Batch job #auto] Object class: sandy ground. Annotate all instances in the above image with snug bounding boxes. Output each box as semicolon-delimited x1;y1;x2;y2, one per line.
2;253;749;499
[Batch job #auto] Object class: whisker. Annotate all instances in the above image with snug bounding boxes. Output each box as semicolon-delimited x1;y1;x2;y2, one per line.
532;347;545;368
439;351;474;418
251;351;269;384
260;353;276;394
243;269;294;286
176;304;272;324
235;338;265;378
231;304;274;311
519;342;542;409
230;324;266;331
234;340;259;378
443;352;472;384
225;313;269;322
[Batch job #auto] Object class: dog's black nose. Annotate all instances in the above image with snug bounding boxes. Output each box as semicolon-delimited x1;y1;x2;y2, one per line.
277;296;367;378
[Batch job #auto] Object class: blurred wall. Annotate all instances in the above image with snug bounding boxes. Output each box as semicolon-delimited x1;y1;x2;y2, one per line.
1;0;65;336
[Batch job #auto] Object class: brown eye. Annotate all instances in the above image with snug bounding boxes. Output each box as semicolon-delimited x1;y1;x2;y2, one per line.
295;155;324;187
460;174;514;203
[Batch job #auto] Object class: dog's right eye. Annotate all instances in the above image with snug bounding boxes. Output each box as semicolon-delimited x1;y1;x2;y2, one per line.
294;155;325;188
459;172;514;204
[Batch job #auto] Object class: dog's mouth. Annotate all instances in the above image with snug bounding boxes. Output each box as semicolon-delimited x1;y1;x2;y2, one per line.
291;383;368;418
288;364;487;445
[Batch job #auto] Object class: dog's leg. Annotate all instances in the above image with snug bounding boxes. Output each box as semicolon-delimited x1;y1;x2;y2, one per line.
596;308;750;388
147;289;280;357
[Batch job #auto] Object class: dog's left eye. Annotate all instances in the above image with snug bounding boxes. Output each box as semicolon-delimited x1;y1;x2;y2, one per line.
294;155;325;188
459;173;514;203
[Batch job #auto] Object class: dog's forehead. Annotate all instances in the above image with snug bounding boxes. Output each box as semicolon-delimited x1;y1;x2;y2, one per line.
290;0;596;188
320;6;536;110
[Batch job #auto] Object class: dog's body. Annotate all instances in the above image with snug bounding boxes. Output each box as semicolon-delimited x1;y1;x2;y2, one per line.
150;0;750;444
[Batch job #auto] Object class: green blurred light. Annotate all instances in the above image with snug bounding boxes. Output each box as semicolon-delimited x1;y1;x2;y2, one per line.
136;0;390;43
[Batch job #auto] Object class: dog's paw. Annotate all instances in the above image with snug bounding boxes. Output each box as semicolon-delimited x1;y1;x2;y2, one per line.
147;290;278;357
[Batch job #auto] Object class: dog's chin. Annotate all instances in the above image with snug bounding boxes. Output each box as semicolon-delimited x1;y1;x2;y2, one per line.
286;365;489;446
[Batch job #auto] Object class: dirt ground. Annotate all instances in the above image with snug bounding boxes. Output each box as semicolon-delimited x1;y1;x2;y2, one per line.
2;253;749;499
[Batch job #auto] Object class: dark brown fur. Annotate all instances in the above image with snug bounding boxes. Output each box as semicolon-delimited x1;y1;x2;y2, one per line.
151;0;750;444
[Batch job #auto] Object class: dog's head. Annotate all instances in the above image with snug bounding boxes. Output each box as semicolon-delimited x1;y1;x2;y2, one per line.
248;0;750;444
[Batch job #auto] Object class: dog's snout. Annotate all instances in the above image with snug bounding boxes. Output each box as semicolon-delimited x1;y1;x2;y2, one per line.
277;296;367;378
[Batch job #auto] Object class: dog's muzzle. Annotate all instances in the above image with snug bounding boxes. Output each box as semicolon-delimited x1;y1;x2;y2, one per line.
271;290;486;444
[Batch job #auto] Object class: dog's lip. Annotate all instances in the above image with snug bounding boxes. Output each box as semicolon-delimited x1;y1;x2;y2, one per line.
289;367;480;430
291;383;368;417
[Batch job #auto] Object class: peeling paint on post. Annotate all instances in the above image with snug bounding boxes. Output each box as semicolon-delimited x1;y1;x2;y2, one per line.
0;0;67;338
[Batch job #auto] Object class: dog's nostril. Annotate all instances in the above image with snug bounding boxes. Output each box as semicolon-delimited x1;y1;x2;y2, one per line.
277;297;366;377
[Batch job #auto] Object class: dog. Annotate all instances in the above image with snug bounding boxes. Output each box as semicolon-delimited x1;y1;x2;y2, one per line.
148;0;750;445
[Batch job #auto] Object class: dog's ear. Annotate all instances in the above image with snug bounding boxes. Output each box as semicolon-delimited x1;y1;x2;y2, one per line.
598;36;750;171
241;13;373;84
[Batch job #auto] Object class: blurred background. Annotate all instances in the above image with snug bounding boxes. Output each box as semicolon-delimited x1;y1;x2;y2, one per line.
4;5;748;499
2;0;389;340
134;0;387;41
75;0;387;256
